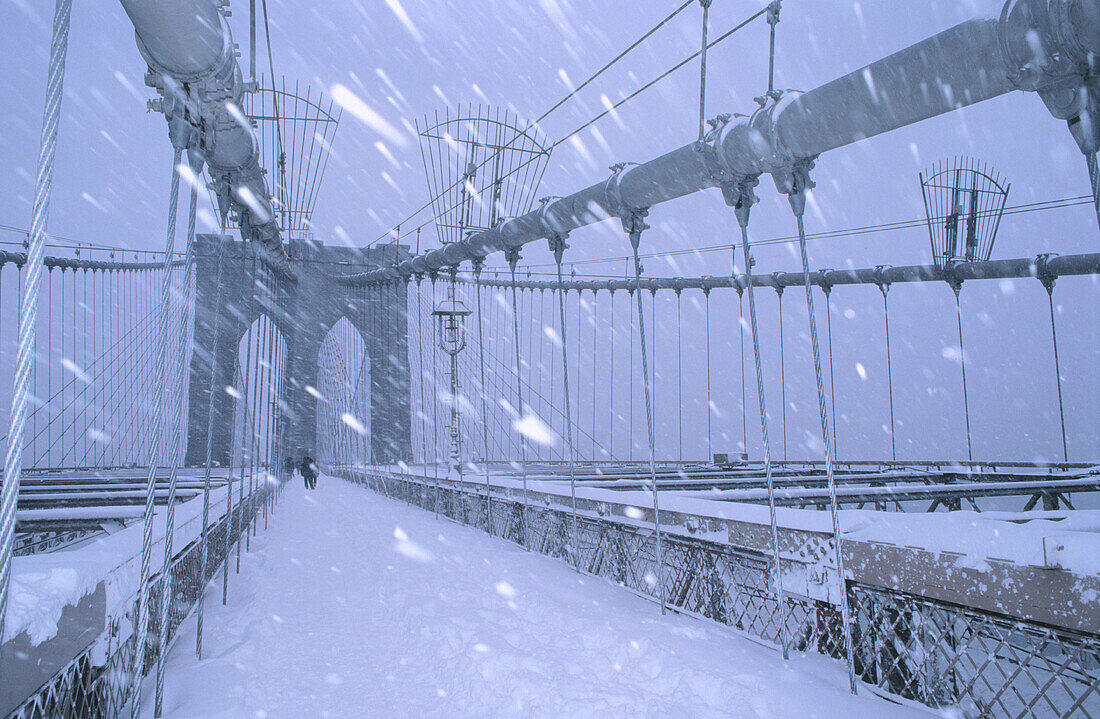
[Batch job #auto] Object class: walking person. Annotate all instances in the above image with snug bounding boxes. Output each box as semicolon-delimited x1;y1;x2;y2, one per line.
300;454;318;490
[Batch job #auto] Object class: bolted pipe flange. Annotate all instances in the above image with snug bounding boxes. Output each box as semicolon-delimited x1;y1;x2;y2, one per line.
1035;252;1060;293
504;247;522;274
1000;0;1100;153
873;264;892;297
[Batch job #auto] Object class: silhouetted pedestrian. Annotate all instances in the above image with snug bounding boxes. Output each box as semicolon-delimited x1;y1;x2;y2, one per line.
300;455;318;489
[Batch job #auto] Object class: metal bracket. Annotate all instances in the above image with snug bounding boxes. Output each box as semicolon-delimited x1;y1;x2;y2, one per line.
504;247;522;273
605;162;642;228
719;174;761;229
778;157;817;218
873;265;891;296
546;232;569;268
1035;252;1059;294
772;272;785;298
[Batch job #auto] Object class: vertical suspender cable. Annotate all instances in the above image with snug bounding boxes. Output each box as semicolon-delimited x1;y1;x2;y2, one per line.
629;285;635;461
0;0;71;647
824;284;837;459
738;287;746;456
506;253;529;547
552;243;579;567
697;0;712;142
704;288;712;461
879;282;897;462
591;290;598;459
788;180;857;693
430;274;440;516
223;273;243;604
766;1;780;94
237;258;257;569
776;285;787;461
247;275;263;539
952;284;974;461
153;168;198;718
729;189;788;659
650;290;657;456
676;289;683;462
1087;152;1100;234
608;290;615;460
197;225;228;658
131;145;183;719
1042;276;1068;462
249;0;257;82
576;286;583;459
417;277;428;476
474;266;493;534
625;212;665;613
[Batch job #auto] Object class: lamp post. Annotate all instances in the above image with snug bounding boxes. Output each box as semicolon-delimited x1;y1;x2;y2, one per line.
432;276;472;477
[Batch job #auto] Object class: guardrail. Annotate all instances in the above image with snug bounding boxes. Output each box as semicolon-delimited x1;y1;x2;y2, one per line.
3;480;274;719
336;466;1100;719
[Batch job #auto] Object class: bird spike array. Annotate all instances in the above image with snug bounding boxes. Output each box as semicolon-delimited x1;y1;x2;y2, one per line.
919;156;1010;268
416;105;551;246
244;77;342;240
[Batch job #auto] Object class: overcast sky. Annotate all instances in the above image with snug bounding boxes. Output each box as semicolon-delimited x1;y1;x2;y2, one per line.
1;0;1096;462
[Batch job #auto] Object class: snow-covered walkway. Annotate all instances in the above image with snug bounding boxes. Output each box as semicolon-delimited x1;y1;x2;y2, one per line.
143;475;931;718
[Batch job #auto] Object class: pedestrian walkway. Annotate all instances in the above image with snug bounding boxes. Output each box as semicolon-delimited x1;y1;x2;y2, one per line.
143;476;930;718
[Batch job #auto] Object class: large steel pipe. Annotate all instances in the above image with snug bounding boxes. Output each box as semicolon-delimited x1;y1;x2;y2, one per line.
118;0;228;80
359;0;1096;283
118;0;282;247
389;252;1100;293
774;20;1015;158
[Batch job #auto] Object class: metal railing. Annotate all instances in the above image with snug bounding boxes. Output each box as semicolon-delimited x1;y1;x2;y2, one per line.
5;481;273;719
338;467;1100;719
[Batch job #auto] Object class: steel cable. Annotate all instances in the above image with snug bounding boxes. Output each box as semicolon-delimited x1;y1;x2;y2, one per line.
153;173;199;717
732;209;788;659
789;190;857;692
0;0;71;648
553;249;579;567
625;216;666;613
197;222;229;658
474;268;493;533
130;145;184;719
507;258;530;546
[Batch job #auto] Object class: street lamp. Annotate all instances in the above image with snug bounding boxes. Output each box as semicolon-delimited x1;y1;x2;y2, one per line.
432;280;472;476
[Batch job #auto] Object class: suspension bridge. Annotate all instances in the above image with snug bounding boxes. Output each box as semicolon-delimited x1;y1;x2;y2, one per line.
1;0;1099;716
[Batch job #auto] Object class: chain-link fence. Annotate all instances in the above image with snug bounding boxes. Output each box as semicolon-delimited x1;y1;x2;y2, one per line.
340;468;1100;719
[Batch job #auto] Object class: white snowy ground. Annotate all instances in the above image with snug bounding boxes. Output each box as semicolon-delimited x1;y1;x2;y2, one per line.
142;476;934;719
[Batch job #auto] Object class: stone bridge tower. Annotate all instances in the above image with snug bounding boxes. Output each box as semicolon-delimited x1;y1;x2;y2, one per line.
185;234;411;467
